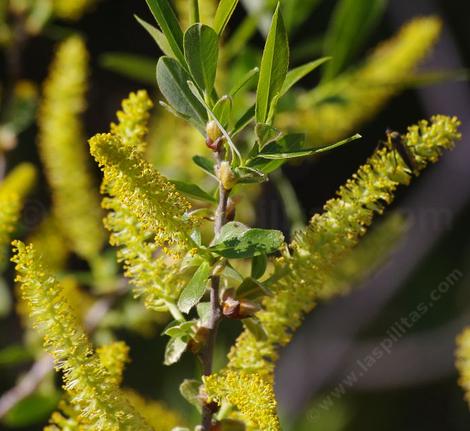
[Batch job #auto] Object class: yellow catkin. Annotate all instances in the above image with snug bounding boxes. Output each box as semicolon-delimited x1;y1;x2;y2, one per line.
90;133;194;247
96;341;130;387
38;36;104;261
12;241;154;431
278;17;442;145
51;0;95;20
0;163;36;266
204;370;280;431
456;327;470;409
91;92;194;311
227;116;461;377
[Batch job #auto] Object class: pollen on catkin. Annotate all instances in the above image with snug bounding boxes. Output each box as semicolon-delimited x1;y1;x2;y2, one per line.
38;36;104;261
456;327;470;408
204;370;280;431
12;241;154;431
227;115;461;376
278;17;442;145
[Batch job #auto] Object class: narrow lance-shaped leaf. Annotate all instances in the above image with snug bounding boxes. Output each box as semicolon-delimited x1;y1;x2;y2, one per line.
135;15;174;58
280;57;331;97
178;261;211;313
256;3;289;124
184;24;219;93
214;0;239;35
144;0;185;64
157;56;207;130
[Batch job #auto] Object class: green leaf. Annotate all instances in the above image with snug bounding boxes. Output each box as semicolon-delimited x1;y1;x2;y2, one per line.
135;15;173;57
322;0;386;81
157;56;207;129
164;337;188;365
231;104;255;138
214;221;249;243
237;277;273;300
256;3;289;124
280;57;331;96
177;261;211;313
197;302;212;326
213;95;233;129
180;379;203;413
3;392;60;427
144;0;185;64
214;0;240;35
164;320;196;338
255;123;283;150
235;166;267;184
256;133;361;160
251;254;268;279
211;223;284;259
184;24;219;93
243;317;268;341
192;155;217;178
100;52;155;85
230;67;259;97
171;179;216;203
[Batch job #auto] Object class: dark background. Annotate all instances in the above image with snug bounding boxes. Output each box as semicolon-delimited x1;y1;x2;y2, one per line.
1;0;470;430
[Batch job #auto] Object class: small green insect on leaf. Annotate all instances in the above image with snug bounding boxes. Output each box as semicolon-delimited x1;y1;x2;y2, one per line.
211;222;284;259
184;24;219;94
177;261;211;314
144;0;185;65
214;0;240;35
256;3;289;124
157;56;208;130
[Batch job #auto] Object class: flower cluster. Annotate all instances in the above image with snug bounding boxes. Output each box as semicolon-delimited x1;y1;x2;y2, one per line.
227;115;461;376
12;241;154;431
204;370;280;431
90;91;196;312
38;36;104;261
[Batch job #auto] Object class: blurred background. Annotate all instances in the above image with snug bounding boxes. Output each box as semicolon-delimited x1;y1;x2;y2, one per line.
1;0;470;430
